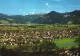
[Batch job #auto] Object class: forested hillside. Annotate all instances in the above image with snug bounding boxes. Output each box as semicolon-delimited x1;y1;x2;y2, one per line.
0;10;80;24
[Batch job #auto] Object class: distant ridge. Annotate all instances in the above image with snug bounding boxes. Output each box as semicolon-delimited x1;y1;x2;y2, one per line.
0;10;80;24
32;10;80;24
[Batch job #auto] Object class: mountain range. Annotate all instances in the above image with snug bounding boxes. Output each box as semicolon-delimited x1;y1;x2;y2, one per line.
0;10;80;24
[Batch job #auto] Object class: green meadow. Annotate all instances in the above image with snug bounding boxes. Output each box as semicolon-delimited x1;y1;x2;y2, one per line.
52;36;79;48
0;24;80;30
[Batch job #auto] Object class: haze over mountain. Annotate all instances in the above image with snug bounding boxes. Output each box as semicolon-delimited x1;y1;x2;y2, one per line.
0;10;80;24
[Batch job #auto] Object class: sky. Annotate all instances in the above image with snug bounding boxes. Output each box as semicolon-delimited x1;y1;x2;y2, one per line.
0;0;80;15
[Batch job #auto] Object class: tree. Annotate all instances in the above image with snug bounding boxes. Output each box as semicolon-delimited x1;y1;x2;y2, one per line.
76;36;80;56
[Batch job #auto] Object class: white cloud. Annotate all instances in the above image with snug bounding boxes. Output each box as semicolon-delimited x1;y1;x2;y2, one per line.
32;9;36;11
32;9;43;11
46;3;49;6
23;12;26;13
45;3;51;8
58;11;64;13
51;0;61;1
54;0;61;1
22;12;28;15
19;9;23;11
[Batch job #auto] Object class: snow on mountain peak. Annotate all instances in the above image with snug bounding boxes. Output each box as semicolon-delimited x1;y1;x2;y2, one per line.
28;11;50;15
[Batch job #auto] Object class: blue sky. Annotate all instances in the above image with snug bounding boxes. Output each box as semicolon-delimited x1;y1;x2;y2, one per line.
0;0;80;15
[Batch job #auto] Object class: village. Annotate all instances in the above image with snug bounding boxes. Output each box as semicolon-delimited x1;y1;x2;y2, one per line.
0;28;80;46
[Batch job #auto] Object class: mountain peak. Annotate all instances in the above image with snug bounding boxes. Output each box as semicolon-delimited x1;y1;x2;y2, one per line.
28;12;50;15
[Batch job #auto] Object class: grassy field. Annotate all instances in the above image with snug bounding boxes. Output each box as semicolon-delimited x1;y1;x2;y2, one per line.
52;36;79;48
0;24;80;30
52;37;78;44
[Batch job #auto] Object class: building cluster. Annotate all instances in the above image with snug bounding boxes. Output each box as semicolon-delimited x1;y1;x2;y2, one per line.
59;47;79;56
0;28;80;46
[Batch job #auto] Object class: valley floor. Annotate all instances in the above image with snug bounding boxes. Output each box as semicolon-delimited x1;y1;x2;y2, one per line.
0;24;80;56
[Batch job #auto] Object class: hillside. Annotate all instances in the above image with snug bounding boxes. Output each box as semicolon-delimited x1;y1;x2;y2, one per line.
0;13;46;24
32;10;80;24
0;10;80;24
